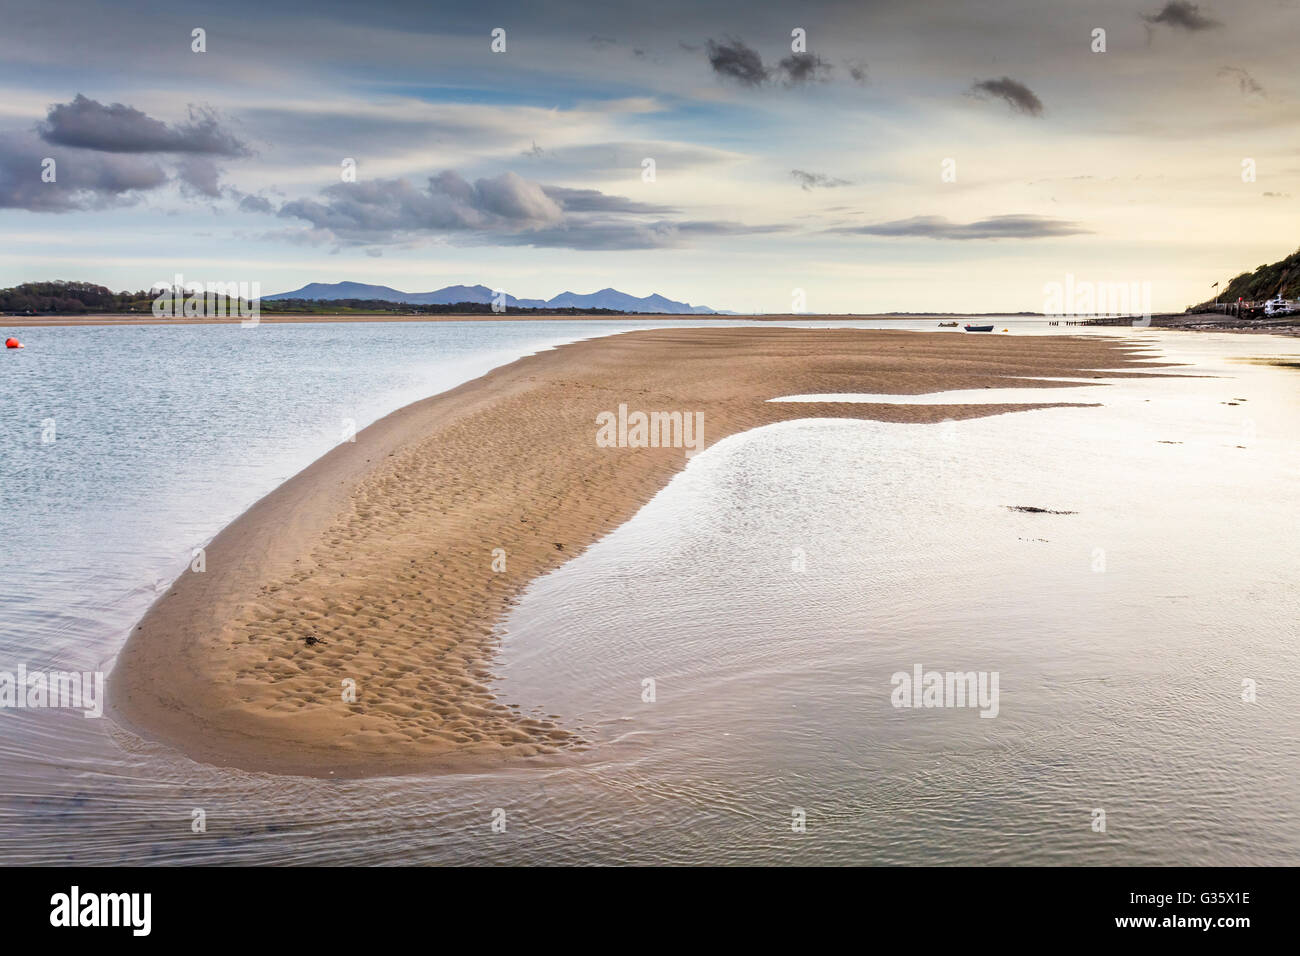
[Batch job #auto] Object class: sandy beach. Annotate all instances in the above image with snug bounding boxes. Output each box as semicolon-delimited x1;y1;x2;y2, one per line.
109;327;1167;776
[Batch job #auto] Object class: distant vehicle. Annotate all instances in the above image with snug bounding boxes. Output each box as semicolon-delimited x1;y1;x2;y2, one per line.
964;323;994;332
1263;294;1295;317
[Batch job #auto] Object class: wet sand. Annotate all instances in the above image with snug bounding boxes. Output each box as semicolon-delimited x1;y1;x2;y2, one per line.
109;327;1166;777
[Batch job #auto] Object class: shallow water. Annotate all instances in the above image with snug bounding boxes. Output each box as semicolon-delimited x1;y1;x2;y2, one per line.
0;320;1296;865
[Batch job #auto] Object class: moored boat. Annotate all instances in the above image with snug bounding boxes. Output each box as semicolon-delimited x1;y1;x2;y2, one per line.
1264;294;1295;317
963;323;994;332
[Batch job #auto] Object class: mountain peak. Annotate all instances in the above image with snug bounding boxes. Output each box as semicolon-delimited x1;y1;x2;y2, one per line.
264;282;725;314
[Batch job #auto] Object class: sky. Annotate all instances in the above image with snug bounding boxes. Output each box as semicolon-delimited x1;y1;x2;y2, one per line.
1;0;1297;313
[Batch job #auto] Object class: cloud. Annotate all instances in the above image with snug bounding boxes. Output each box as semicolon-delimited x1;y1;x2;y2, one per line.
238;193;275;214
1217;66;1263;96
0;131;168;211
791;169;850;190
704;40;845;90
514;140;741;182
13;94;250;205
847;60;869;85
833;214;1088;240
38;95;249;156
500;218;786;251
969;77;1044;116
257;225;338;247
777;53;833;85
176;156;223;198
467;170;564;222
1142;2;1221;31
276;168;766;250
280;170;562;237
706;38;769;87
541;185;676;214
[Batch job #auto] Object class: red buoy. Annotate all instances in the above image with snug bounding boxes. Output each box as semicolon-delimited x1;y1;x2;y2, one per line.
4;337;22;349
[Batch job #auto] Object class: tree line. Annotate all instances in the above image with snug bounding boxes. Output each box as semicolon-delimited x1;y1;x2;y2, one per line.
0;281;631;316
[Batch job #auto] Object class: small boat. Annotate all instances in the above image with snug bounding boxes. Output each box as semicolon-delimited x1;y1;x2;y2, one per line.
1264;294;1295;317
938;321;958;327
964;324;994;332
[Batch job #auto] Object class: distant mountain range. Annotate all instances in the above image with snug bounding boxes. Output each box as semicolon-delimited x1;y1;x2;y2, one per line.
264;281;727;314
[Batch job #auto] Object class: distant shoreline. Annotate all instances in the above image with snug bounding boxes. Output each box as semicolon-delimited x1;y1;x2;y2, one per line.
6;310;1295;332
0;311;1035;328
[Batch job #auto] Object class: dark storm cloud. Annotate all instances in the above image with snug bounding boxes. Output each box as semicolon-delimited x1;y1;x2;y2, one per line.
706;38;769;87
0;132;168;211
1217;66;1263;96
1142;2;1221;31
791;169;850;190
777;53;833;86
834;214;1087;240
38;95;249;156
968;77;1044;116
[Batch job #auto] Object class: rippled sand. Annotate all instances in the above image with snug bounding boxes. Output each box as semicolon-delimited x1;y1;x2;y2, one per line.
110;327;1165;775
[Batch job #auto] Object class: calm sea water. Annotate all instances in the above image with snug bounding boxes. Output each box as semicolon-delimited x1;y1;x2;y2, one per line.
0;319;1295;865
